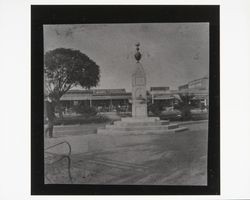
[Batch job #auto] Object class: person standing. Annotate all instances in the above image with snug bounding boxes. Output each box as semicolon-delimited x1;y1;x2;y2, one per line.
45;95;55;138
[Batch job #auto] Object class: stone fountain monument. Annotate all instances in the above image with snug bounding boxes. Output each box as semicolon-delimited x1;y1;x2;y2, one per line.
132;42;147;118
97;43;187;135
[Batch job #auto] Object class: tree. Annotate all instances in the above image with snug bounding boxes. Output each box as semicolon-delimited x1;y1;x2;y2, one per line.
44;48;100;118
174;93;195;121
148;102;164;116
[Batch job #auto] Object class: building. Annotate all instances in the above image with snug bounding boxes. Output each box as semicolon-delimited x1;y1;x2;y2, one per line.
150;87;177;107
188;75;209;90
54;75;209;113
178;84;189;91
60;89;132;112
59;87;178;113
179;75;209;91
178;75;209;107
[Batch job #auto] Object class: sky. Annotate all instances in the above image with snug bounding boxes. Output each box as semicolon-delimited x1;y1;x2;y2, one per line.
44;23;209;91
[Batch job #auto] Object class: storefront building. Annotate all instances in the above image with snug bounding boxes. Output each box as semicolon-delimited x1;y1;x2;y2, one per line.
58;76;209;113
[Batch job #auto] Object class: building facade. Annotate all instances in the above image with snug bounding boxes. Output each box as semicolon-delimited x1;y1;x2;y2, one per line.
60;89;132;113
178;75;209;107
55;75;209;113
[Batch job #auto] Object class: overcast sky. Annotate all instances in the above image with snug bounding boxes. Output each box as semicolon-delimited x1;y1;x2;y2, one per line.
44;23;209;91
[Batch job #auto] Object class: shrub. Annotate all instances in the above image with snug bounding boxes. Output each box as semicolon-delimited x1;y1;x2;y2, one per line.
54;115;110;125
173;94;195;121
148;103;164;116
72;105;97;117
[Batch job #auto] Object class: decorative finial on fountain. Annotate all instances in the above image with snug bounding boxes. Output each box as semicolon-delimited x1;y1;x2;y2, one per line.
134;42;142;62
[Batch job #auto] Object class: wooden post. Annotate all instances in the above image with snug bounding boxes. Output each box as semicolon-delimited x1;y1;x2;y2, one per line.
89;97;92;107
110;98;113;111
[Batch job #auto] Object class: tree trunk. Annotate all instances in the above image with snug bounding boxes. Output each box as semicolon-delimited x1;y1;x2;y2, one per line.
56;99;64;119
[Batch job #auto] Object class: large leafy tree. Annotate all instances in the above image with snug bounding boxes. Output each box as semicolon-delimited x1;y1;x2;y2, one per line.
44;48;100;117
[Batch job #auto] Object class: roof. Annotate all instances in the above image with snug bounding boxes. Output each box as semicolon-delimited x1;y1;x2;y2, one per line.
188;76;209;85
59;88;208;101
60;89;132;101
178;84;189;89
176;88;209;95
150;86;169;91
92;89;126;95
60;93;132;101
66;89;93;94
153;94;174;100
65;88;126;94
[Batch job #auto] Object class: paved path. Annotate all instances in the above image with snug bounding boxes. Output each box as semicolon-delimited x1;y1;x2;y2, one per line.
50;120;208;137
45;121;208;185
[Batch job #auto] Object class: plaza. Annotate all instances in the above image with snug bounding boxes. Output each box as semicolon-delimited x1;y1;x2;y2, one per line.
43;23;210;186
45;120;208;185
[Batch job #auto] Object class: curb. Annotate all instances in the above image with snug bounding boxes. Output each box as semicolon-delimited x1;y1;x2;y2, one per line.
177;120;208;125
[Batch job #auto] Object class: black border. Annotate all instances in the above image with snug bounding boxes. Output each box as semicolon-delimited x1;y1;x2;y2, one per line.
31;5;220;195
